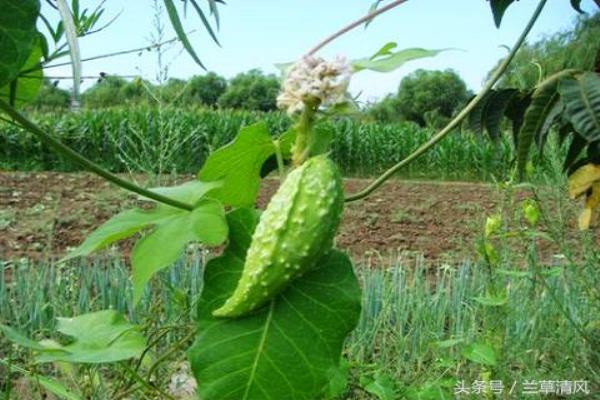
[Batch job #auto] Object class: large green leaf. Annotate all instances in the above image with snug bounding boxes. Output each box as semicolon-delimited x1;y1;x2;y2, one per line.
199;122;278;208
489;0;516;28
516;71;576;178
0;36;43;107
0;0;40;88
2;310;146;364
188;209;362;400
559;72;600;143
131;199;228;303
352;46;446;73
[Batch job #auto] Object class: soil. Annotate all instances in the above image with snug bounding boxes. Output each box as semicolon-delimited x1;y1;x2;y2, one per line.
0;171;595;264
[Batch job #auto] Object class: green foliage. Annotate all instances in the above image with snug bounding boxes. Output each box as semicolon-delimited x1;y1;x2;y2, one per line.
352;44;445;73
81;75;127;108
0;106;552;181
63;180;228;304
163;0;206;69
0;0;40;88
1;310;146;364
185;72;227;106
494;13;600;90
368;69;470;127
198;122;281;207
218;69;280;112
359;373;397;400
30;79;70;110
489;0;588;28
559;72;600;142
488;0;516;28
461;342;498;366
0;37;43;107
130;199;227;303
188;209;361;400
468;89;518;140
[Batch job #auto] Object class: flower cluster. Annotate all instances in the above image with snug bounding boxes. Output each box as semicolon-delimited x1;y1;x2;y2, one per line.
277;55;352;115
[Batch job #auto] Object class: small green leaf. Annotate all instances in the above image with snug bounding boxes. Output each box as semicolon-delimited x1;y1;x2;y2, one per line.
34;310;146;364
433;338;464;349
489;0;516;28
164;0;206;69
462;342;497;366
0;0;40;88
570;0;584;13
132;199;228;303
188;210;361;400
473;293;507;307
516;70;576;179
322;361;350;399
142;180;222;205
360;373;397;400
199;122;277;208
559;73;600;143
352;47;447;73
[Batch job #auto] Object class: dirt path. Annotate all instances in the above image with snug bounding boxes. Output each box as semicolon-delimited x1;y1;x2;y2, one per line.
0;171;592;263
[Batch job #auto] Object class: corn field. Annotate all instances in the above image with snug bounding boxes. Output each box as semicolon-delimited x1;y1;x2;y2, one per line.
0;106;538;181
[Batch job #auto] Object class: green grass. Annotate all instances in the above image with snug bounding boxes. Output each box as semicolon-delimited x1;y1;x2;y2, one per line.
0;105;553;181
1;245;597;399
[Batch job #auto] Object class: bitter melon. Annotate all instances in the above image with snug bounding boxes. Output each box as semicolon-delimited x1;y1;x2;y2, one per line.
213;155;344;318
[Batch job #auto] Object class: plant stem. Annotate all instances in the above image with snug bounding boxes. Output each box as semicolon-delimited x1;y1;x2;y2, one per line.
273;139;286;180
292;102;317;166
145;328;197;381
23;31;195;74
344;0;548;202
0;100;194;211
306;0;409;56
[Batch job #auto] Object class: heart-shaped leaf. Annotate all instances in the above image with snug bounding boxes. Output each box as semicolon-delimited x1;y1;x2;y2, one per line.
188;209;361;400
0;0;40;88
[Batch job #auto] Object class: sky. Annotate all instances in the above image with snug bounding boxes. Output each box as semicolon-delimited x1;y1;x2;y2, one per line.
42;0;599;103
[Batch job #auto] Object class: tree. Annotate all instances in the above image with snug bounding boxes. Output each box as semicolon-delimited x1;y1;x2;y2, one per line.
493;12;600;89
184;72;227;107
395;69;469;126
30;79;70;110
218;69;280;112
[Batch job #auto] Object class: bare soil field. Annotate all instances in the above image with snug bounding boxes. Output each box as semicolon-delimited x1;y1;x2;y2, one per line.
0;171;594;263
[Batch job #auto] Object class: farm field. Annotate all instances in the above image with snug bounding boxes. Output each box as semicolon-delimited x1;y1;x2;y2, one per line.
2;171;594;262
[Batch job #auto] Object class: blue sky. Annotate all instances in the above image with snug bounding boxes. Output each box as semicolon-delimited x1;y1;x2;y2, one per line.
42;0;598;102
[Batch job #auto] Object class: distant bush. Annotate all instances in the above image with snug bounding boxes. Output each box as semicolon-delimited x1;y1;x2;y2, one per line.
218;69;280;112
30;79;70;110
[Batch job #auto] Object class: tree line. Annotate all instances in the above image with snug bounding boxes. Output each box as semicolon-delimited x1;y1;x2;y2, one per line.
32;13;598;129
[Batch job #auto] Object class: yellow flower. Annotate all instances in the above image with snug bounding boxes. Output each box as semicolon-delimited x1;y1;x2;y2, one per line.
568;163;600;230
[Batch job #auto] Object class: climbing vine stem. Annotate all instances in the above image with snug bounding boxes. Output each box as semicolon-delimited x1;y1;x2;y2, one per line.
0;99;195;211
344;0;549;203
